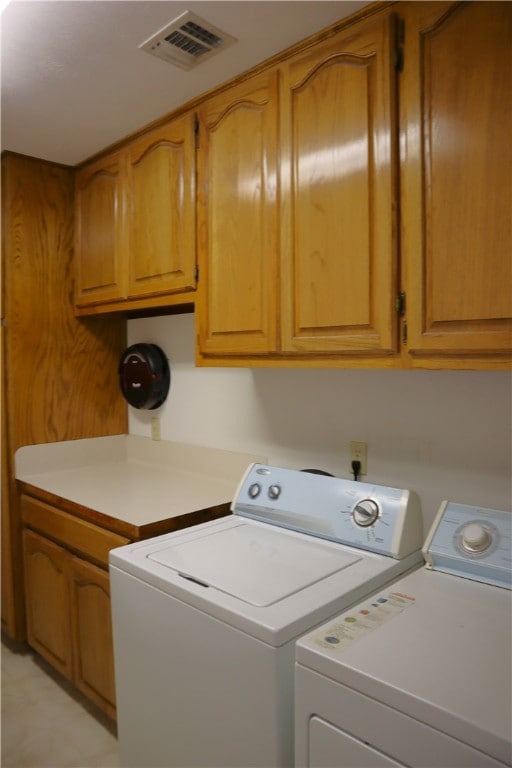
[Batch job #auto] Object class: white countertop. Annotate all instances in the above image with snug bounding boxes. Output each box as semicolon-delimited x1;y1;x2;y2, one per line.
15;436;265;527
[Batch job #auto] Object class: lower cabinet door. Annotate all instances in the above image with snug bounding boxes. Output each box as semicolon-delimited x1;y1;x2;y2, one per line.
23;529;73;680
69;556;116;719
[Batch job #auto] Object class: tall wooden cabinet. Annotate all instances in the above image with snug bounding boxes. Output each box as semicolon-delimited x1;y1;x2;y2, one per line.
400;1;512;365
1;153;127;642
75;112;197;314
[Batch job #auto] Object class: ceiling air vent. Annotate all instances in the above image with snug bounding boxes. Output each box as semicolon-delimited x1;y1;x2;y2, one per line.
139;11;237;70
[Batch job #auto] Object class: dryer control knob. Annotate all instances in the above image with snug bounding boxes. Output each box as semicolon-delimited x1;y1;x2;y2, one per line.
248;483;261;499
461;523;491;553
268;484;281;500
352;499;379;527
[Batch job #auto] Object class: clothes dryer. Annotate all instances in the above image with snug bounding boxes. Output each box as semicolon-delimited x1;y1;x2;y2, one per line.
295;501;512;768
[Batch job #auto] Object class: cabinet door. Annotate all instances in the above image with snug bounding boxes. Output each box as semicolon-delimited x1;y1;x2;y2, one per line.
23;529;73;680
197;71;279;356
126;114;196;299
75;152;127;305
401;2;512;364
280;13;399;355
69;556;116;719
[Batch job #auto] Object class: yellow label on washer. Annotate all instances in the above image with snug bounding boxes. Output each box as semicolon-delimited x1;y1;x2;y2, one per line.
314;592;415;651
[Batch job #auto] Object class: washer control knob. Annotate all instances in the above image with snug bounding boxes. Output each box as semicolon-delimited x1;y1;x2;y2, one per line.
461;523;491;553
268;484;281;500
353;499;379;527
248;483;261;499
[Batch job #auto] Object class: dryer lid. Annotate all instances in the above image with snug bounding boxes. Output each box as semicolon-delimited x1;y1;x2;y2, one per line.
147;521;360;607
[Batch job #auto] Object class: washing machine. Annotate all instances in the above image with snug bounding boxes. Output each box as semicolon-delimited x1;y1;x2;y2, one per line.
295;500;512;768
109;463;423;768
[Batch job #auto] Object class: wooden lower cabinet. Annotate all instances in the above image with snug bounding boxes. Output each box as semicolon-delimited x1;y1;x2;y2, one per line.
19;485;232;720
70;557;117;719
23;529;73;681
21;495;130;720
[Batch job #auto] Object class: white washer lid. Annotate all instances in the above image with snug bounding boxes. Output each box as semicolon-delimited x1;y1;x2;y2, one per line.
148;521;360;606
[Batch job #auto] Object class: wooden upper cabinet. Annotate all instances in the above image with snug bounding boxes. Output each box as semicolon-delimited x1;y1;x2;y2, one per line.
280;13;399;356
196;71;279;356
400;1;512;365
74;113;196;313
75;152;126;306
126;115;196;299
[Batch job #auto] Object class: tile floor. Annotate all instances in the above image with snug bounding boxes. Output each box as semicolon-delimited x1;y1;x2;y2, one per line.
1;639;119;768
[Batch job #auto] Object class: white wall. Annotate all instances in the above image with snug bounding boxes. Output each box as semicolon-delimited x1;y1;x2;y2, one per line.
128;314;512;531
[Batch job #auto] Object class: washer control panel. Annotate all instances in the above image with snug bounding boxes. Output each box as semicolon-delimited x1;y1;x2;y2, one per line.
231;464;423;559
423;501;512;589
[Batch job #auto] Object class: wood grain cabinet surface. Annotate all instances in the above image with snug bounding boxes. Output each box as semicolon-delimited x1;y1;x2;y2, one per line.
279;12;398;357
399;1;512;367
71;0;510;367
196;1;511;369
75;112;197;315
18;483;232;720
74;151;126;306
196;70;280;356
23;528;74;681
69;557;117;719
21;494;130;719
1;153;127;643
126;117;196;300
197;12;398;363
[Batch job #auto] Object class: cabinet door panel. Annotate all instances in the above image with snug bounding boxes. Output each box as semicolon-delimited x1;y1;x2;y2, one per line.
402;1;512;359
197;72;279;355
75;154;126;305
23;529;73;680
281;14;398;354
127;115;196;298
70;556;116;719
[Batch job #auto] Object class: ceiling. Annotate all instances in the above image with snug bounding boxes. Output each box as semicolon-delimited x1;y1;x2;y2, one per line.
1;0;371;166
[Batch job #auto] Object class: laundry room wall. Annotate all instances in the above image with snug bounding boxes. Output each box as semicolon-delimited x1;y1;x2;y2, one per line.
127;314;511;531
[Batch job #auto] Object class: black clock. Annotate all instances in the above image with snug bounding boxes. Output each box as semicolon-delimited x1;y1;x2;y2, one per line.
118;343;170;410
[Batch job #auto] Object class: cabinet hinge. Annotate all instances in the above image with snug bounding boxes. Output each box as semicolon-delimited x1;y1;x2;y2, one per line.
195;264;199;282
194;114;200;149
394;17;405;71
397;16;405;45
396;291;407;345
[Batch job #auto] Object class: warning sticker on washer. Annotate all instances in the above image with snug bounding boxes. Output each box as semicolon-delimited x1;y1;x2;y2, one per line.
314;592;416;651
